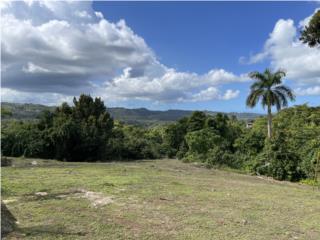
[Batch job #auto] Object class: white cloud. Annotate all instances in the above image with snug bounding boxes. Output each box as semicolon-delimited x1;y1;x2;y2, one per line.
1;0;245;105
204;69;248;85
188;87;220;102
22;62;50;73
295;86;320;96
74;10;92;19
1;88;73;106
222;89;240;100
240;9;320;96
101;67;245;103
185;88;239;102
94;11;104;19
1;1;156;94
240;9;320;95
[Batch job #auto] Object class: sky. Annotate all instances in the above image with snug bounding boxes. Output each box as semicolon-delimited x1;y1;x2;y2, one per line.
1;1;320;113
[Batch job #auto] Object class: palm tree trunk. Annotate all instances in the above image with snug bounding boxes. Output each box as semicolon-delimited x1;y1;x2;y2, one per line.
267;105;272;138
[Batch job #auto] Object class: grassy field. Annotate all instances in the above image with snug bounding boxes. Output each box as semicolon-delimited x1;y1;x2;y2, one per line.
2;158;320;240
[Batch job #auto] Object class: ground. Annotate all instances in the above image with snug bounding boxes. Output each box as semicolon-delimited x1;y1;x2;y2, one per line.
2;158;320;240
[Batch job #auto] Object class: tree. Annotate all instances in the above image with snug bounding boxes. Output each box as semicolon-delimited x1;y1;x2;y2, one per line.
69;95;114;161
163;117;188;157
300;10;320;47
187;111;206;132
246;69;295;138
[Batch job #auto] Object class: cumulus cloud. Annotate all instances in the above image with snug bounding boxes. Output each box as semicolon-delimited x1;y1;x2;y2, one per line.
1;0;245;105
101;67;245;103
221;89;240;100
240;8;320;97
295;86;320;96
1;2;154;94
186;88;240;102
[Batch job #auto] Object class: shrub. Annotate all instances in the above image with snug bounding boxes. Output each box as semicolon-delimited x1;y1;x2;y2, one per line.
185;129;222;155
205;147;235;168
254;134;305;181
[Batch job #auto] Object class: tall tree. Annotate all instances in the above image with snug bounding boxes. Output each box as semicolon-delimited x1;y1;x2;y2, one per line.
187;111;206;132
246;69;295;138
300;10;320;47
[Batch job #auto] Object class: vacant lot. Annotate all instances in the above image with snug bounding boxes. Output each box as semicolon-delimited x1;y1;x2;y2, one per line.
2;158;320;240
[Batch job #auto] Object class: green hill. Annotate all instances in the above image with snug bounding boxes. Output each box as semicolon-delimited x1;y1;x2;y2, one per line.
1;102;263;125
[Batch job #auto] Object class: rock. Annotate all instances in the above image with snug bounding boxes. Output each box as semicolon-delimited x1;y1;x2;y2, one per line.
241;219;248;225
82;191;113;207
1;201;17;236
3;199;17;204
35;192;48;197
31;160;38;166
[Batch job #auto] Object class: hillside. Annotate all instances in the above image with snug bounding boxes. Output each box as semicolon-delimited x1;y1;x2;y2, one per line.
2;158;319;239
1;102;263;125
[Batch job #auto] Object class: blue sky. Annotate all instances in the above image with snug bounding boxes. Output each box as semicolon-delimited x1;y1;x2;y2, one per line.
94;1;314;72
2;1;320;113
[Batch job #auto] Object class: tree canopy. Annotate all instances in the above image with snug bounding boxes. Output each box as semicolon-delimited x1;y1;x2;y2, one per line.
300;10;320;47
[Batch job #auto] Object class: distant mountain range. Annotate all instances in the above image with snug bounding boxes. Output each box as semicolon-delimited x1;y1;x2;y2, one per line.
1;102;264;126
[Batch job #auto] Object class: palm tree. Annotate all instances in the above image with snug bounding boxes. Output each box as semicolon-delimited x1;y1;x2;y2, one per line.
246;69;295;138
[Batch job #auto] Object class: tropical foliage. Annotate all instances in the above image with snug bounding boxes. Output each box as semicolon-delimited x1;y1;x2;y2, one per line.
1;94;319;182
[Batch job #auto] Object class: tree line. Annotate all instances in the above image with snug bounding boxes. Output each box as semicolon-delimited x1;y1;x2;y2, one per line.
1;94;319;182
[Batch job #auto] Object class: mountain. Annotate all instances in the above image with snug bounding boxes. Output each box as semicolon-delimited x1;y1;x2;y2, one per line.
1;102;56;121
1;102;263;126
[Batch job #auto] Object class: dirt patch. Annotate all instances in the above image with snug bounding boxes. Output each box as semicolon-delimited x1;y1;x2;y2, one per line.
58;189;114;208
78;189;114;207
29;189;113;208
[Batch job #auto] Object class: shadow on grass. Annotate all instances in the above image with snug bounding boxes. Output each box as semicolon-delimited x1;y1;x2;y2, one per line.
17;225;87;237
21;189;84;202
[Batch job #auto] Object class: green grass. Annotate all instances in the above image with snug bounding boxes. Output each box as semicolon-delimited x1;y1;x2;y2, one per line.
2;158;320;239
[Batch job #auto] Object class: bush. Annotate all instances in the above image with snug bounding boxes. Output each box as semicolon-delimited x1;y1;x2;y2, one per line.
206;147;235;167
182;152;205;163
185;129;222;155
254;134;305;181
233;130;265;169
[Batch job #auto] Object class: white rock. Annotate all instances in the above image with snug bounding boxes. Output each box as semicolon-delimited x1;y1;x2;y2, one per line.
31;161;38;166
35;192;48;196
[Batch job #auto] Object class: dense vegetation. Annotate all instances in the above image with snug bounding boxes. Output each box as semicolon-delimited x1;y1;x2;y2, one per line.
163;105;320;181
1;94;320;182
1;95;166;161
